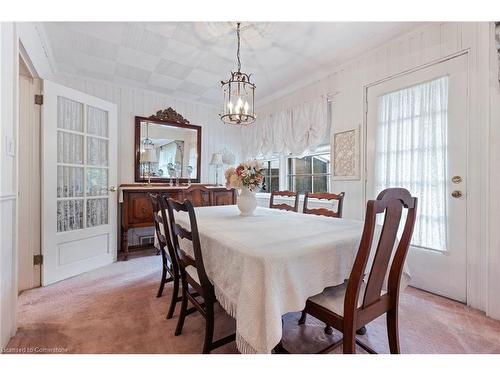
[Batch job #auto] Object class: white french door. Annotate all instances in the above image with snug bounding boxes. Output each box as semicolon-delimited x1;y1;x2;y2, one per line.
42;80;118;285
366;54;468;302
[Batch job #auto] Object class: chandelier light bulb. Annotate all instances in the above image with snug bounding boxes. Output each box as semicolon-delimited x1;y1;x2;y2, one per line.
236;97;244;113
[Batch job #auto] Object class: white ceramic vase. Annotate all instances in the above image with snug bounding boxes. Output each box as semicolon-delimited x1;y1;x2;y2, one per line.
237;187;257;216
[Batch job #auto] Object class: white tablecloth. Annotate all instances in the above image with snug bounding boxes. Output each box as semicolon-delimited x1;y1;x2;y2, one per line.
162;205;409;354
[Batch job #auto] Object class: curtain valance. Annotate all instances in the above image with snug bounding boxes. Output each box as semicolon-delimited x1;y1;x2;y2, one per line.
242;96;329;159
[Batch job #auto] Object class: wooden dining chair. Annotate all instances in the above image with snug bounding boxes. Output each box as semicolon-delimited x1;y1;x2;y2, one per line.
184;184;213;207
166;198;236;353
297;188;417;354
269;190;299;212
303;192;345;218
149;193;181;319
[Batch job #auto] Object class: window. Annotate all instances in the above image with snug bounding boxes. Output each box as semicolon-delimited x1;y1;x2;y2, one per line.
287;151;331;193
259;159;280;192
374;76;448;251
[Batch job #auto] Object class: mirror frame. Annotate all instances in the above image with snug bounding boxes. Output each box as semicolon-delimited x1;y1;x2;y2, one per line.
134;116;202;183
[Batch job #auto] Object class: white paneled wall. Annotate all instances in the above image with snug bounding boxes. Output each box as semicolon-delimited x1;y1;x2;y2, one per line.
0;22;18;348
54;75;243;185
258;23;487;220
256;22;495;314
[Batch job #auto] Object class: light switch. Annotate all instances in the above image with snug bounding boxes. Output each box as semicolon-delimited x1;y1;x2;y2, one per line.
6;136;15;157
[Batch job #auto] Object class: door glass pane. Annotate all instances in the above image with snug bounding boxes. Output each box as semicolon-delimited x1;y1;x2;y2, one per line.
87;106;108;137
374;76;449;251
57;97;83;132
87;137;108;166
87;198;108;227
56;96;111;232
57;199;84;232
87;168;108;196
57;166;84;198
57;131;84;164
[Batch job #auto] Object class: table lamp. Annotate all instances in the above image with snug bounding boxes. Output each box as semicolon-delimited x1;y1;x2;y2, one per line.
210;152;224;186
140;148;158;185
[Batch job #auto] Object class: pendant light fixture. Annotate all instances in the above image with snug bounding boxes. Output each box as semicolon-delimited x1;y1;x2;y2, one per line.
220;22;256;125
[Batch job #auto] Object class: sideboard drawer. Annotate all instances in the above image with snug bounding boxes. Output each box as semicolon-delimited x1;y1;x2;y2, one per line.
212;190;236;206
129;194;153;224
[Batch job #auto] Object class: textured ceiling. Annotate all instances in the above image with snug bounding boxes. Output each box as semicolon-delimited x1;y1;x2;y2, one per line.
42;22;422;107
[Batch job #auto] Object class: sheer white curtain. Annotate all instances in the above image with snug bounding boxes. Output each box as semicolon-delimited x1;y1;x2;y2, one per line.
158;142;178;171
374;76;449;251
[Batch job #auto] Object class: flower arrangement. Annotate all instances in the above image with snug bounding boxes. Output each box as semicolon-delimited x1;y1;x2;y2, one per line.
225;160;265;192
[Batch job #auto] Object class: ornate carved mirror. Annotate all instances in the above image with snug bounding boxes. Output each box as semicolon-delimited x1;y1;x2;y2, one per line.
134;108;202;183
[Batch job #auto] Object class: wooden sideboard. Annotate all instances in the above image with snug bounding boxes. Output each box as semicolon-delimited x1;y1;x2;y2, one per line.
119;184;236;260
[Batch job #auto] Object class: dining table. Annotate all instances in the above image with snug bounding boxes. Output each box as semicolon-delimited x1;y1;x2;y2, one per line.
161;204;410;354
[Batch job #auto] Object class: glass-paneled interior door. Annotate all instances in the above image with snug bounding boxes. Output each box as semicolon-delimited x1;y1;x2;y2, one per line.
365;54;468;302
42;80;117;285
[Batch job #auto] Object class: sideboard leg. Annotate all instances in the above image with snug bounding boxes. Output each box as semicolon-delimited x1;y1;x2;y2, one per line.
121;228;129;261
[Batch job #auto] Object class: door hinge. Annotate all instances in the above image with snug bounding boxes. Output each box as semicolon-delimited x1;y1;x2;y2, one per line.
34;94;43;105
33;254;43;266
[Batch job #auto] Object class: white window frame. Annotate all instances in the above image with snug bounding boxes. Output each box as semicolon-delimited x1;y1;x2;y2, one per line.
286;147;331;193
259;158;281;193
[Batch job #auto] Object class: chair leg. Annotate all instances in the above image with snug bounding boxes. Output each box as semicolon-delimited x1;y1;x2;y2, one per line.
202;302;215;354
298;311;307;325
387;308;400;354
166;275;179;319
343;326;356;354
156;266;167;298
174;280;188;336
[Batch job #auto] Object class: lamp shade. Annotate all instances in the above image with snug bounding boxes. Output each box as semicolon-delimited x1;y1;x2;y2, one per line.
221;150;236;165
140;148;157;163
210;152;223;165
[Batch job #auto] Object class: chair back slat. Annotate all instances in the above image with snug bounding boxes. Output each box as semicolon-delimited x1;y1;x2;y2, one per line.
270;190;299;212
363;200;402;306
149;193;180;274
184;185;213;207
344;188;417;313
149;193;174;251
168;198;189;212
303;192;345;218
150;194;166;248
166;198;213;297
177;248;197;268
174;223;193;241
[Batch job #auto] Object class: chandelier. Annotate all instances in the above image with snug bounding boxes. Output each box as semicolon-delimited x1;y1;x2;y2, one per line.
220;22;256;125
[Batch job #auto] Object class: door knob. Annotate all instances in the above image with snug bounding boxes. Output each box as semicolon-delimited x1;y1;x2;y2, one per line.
451;190;462;198
109;186;117;192
451;176;462;184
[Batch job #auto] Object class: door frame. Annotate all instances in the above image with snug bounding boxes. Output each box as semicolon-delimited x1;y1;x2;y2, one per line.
362;50;486;307
17;49;42;291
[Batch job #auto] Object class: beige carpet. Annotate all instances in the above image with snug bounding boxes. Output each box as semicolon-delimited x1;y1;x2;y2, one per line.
7;251;500;354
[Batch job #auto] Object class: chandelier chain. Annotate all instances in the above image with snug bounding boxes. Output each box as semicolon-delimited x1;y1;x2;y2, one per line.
236;22;241;72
